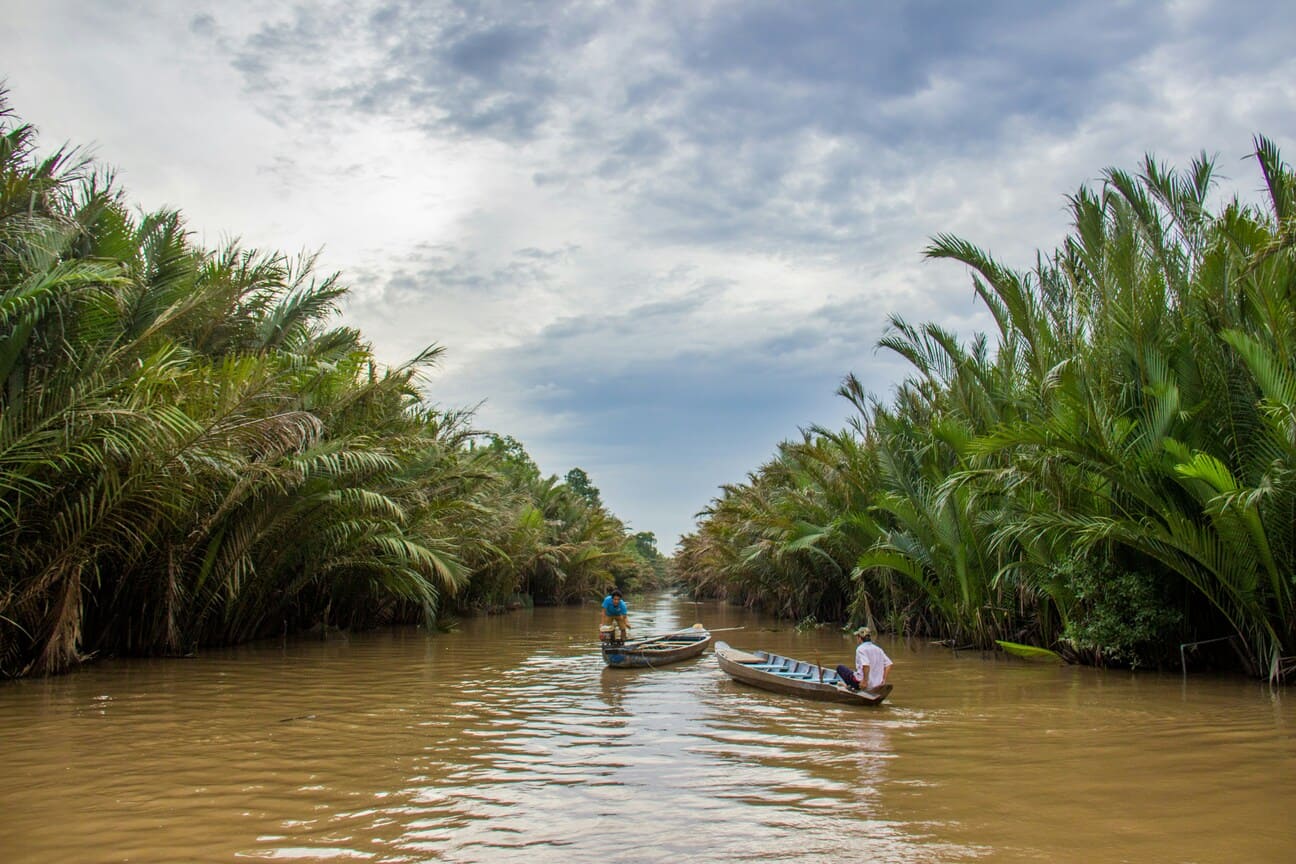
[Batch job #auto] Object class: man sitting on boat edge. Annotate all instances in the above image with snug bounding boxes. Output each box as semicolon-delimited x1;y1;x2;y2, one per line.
836;626;892;692
601;588;630;640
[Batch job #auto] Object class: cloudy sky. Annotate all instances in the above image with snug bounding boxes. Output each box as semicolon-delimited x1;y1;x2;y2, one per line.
7;1;1295;546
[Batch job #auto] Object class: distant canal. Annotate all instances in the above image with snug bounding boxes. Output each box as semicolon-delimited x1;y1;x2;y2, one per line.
2;594;1293;863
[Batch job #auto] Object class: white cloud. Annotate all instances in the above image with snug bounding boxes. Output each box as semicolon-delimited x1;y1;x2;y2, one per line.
7;0;1296;543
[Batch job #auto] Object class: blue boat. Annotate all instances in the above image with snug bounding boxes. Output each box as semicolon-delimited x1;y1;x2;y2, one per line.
715;641;892;705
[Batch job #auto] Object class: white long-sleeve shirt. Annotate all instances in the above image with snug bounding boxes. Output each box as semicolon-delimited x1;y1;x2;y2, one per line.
855;640;893;689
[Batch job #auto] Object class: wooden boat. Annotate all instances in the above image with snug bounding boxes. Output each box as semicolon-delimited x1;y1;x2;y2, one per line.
602;623;712;668
714;641;892;705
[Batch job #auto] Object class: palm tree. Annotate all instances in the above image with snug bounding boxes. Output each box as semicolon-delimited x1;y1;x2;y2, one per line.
0;94;646;677
683;137;1296;678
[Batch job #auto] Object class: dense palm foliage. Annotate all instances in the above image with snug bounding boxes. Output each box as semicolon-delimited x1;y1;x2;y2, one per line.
0;96;653;678
681;139;1296;680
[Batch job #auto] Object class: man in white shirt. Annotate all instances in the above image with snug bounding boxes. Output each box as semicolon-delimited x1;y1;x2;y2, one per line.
835;626;893;692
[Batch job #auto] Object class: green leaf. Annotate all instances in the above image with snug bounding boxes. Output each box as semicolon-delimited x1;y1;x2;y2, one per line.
995;640;1066;663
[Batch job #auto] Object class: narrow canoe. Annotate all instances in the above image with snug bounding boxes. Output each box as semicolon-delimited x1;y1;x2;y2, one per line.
714;640;893;705
602;623;712;668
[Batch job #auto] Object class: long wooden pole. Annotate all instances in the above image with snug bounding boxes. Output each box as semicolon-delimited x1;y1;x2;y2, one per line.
657;624;746;637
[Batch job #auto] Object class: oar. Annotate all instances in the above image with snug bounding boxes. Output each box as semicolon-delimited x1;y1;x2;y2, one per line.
667;623;707;635
656;624;745;637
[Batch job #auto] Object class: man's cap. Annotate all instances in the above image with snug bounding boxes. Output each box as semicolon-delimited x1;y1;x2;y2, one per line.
853;626;872;638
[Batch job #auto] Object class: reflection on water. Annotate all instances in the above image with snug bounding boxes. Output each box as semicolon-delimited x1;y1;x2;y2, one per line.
1;595;1293;863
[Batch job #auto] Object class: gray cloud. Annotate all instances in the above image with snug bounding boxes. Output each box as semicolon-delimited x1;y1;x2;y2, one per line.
385;245;562;299
460;296;917;542
12;0;1294;542
201;1;1296;543
211;0;1296;261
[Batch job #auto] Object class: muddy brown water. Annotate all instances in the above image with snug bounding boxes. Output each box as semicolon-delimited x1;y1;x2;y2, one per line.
2;595;1293;863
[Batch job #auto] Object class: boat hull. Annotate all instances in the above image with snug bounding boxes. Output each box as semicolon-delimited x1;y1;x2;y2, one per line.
715;641;892;705
602;625;712;668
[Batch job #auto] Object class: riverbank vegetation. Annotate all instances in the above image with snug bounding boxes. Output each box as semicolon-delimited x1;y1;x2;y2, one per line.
0;95;657;678
679;139;1296;680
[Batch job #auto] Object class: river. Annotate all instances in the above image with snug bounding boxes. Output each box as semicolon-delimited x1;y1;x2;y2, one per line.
1;594;1292;863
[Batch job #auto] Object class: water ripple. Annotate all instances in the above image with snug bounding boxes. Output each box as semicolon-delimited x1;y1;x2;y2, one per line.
2;599;1294;863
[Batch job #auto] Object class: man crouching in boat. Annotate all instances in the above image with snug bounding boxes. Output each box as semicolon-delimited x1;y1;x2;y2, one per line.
836;626;892;692
600;589;630;641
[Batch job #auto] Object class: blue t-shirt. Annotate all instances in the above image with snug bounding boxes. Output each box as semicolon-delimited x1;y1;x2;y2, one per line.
602;596;627;616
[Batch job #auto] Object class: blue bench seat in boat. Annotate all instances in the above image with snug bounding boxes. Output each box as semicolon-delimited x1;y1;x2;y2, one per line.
743;659;826;680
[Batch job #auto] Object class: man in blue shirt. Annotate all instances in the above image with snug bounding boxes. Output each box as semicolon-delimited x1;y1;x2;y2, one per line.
601;588;629;638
